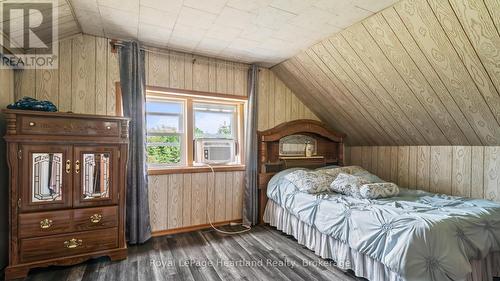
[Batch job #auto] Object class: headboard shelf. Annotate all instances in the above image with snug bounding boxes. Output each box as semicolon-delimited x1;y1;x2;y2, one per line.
279;156;324;159
257;119;345;224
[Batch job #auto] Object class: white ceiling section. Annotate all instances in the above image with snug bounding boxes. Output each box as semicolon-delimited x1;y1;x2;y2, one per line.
70;0;399;66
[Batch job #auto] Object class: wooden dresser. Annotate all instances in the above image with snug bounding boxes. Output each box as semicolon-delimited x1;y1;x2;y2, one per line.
2;110;129;280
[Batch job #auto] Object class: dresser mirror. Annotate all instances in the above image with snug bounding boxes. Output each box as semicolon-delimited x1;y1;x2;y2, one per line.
82;153;111;199
32;153;63;202
278;134;317;156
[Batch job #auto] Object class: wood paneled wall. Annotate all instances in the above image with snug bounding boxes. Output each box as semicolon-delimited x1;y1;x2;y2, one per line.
257;68;319;131
273;0;500;146
149;171;244;232
145;51;248;96
345;146;500;201
14;34;120;115
12;33;318;233
0;68;14;270
0;69;14;109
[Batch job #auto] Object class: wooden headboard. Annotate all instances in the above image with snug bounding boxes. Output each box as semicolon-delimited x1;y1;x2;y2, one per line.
257;119;346;223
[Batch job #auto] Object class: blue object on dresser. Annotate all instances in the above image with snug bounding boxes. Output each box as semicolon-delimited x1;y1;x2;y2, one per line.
7;97;57;112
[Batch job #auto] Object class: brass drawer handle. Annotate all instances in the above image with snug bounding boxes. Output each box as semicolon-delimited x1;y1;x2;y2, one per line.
75;160;80;173
29;122;36;127
40;218;53;229
65;160;71;174
106;126;111;130
90;214;102;224
64;238;83;249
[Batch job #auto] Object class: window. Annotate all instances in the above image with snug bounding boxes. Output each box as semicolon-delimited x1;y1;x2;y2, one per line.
146;89;246;169
194;103;237;139
146;99;185;167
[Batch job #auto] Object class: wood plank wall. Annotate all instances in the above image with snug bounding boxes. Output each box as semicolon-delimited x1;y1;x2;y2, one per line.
0;68;14;270
149;171;245;231
272;0;500;146
257;68;319;131
0;69;14;109
14;34;120;115
346;146;500;201
12;33;318;233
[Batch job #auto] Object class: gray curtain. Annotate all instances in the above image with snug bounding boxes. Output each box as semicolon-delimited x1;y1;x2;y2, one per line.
118;41;152;244
243;65;259;226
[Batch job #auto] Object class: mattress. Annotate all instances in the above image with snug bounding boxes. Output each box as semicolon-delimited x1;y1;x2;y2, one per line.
265;168;500;281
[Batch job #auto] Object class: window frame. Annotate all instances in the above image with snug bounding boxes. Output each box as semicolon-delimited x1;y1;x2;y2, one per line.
144;86;247;174
145;97;186;167
193;102;238;140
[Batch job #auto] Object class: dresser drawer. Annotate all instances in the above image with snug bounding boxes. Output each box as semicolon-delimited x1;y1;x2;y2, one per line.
73;206;118;232
19;210;72;238
20;228;118;263
19;206;118;238
19;115;120;137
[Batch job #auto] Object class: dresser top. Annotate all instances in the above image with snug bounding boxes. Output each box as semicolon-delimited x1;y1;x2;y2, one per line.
3;109;130;143
2;109;130;121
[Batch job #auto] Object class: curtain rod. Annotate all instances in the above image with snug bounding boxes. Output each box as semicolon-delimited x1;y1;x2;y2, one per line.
110;41;252;71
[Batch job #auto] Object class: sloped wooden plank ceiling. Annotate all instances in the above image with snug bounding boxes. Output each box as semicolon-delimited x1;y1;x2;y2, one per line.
272;0;500;146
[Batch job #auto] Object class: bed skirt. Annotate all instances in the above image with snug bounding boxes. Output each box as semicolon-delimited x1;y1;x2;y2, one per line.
263;199;500;281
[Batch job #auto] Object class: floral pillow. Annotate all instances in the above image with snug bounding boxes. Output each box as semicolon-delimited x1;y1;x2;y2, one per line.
341;165;367;174
315;165;340;171
329;173;371;197
284;170;335;194
317;165;367;178
353;170;385;184
359;183;399;199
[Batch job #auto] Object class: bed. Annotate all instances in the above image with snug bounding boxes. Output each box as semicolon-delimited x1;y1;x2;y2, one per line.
257;120;500;281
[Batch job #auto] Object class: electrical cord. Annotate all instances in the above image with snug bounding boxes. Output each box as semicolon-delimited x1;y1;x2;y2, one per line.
202;162;252;235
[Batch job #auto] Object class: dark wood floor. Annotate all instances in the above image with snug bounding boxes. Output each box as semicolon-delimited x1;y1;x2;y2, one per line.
18;226;362;281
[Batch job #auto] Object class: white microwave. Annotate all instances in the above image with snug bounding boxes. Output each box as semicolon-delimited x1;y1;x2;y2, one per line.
195;139;236;164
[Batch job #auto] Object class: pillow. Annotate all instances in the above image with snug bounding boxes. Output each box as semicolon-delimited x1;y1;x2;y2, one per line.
284;170;335;194
317;165;366;178
341;165;367;174
316;167;344;178
329;173;371;197
315;165;340;171
359;183;399;199
353;170;385;184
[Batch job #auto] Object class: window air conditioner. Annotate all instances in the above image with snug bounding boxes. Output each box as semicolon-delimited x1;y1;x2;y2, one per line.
195;138;236;164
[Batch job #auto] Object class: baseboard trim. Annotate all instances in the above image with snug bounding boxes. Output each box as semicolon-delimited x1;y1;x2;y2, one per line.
151;219;243;236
